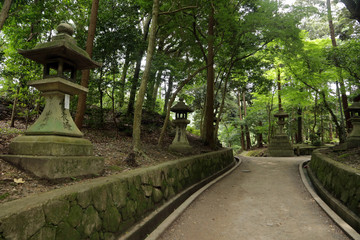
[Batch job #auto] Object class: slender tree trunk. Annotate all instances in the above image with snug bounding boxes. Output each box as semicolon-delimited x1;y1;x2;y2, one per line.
127;15;151;115
258;121;264;147
75;0;99;129
10;86;19;128
243;92;251;150
119;50;130;108
163;74;173;114
151;70;162;110
329;114;333;140
327;0;350;132
203;4;215;148
133;0;159;151
296;107;303;143
0;0;12;32
312;92;318;134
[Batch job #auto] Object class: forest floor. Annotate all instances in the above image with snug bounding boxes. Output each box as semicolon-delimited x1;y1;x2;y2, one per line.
0;117;214;204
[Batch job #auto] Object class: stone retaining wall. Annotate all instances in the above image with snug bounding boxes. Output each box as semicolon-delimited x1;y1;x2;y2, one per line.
0;149;233;240
310;149;360;217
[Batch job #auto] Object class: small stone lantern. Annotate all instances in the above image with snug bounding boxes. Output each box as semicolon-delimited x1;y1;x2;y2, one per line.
169;98;193;152
268;108;294;157
274;108;289;135
1;23;104;179
345;95;360;148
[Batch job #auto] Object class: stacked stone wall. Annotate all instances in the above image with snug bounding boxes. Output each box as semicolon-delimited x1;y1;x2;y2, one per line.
0;149;233;240
310;149;360;217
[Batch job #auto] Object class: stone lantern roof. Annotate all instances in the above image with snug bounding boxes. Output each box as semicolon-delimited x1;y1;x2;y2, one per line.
170;98;193;113
274;108;289;118
18;23;100;70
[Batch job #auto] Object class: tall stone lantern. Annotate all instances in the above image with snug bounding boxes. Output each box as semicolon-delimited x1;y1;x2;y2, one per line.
1;23;104;179
345;94;360;149
268;108;294;157
169;98;193;152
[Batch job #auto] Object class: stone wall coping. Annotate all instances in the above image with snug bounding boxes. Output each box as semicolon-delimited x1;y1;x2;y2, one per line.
312;149;360;174
0;149;231;219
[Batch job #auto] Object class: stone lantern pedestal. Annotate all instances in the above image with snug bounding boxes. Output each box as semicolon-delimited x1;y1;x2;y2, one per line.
1;23;103;179
169;98;193;153
268;109;294;157
345;95;360;149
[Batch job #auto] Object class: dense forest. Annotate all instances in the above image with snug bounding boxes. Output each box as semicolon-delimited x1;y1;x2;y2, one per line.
0;0;359;153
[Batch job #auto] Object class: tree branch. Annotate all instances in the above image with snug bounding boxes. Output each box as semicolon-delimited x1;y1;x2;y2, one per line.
159;6;197;15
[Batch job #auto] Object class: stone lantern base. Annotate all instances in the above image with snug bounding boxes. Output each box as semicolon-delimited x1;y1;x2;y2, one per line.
1;135;104;179
268;134;294;157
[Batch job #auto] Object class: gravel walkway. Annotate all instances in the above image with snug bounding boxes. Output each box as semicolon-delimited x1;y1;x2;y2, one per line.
158;156;350;240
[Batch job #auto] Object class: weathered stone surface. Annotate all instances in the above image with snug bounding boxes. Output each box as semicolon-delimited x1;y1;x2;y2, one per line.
0;149;234;239
268;134;294;157
104;232;116;240
55;222;80;240
29;227;56;240
103;206;121;232
310;149;360;216
111;181;127;208
92;186;111;212
67;205;83;227
152;188;163;203
9;135;92;155
0;206;45;240
44;199;70;225
80;206;101;236
142;184;153;197
1;155;104;179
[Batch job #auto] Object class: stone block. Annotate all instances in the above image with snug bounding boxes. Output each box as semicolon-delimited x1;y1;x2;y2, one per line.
103;206;121;233
30;226;56;240
8;135;93;156
80;206;101;237
55;222;80;240
1;155;104;179
43;199;70;225
0;206;45;240
67;205;83;227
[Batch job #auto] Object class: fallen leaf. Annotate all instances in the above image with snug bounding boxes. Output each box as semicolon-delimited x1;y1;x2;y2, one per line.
14;178;25;184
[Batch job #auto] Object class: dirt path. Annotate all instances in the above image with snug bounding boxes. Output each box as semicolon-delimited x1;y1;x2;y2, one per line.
158;156;350;240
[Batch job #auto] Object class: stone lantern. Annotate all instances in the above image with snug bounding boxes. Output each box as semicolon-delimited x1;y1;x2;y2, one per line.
1;23;104;179
345;94;360;149
169;98;193;152
268;108;294;157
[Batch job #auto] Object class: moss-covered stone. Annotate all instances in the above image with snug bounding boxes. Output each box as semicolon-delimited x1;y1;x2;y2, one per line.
44;199;70;225
67;205;83;227
90;231;100;240
80;206;101;236
0;206;45;240
55;222;80;240
103;205;121;232
104;232;116;240
77;189;92;208
141;184;153;198
29;227;56;240
152;188;163;203
111;181;127;208
92;186;111;212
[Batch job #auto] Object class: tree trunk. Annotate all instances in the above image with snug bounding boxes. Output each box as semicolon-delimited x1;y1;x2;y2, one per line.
10;86;19;128
237;93;245;150
163;74;173;114
258;121;264;147
151;70;163;110
75;0;99;129
119;49;130;108
243;92;251;150
296;107;303;143
127;15;151;115
133;0;159;151
0;0;12;32
203;5;215;148
327;0;350;133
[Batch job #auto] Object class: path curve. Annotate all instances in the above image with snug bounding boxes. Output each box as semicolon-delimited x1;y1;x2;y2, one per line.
157;156;350;240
